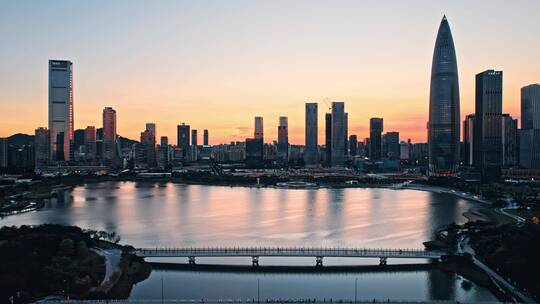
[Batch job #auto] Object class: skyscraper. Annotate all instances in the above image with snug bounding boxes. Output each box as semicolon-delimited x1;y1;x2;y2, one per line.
254;117;264;140
304;103;318;165
146;123;156;139
331;102;345;167
48;60;74;162
474;70;503;181
84;126;97;161
192;129;198;146
102;107;117;163
369;118;383;160
521;84;540;130
344;113;349;156
349;135;358;156
325;113;332;167
383;131;399;159
177;123;190;159
277;116;289;162
463;114;475;166
0;138;6;168
34;128;50;170
520;84;540;168
203;129;209;146
501;114;518;167
428;16;460;176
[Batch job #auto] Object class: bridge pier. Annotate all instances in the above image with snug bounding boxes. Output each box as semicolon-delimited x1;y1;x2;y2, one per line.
316;256;324;267
379;257;387;266
188;256;196;265
252;256;259;267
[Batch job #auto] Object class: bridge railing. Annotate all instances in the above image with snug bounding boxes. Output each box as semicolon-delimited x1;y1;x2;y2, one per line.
134;247;444;257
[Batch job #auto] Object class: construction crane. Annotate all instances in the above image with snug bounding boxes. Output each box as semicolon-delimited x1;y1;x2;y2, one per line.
322;97;332;112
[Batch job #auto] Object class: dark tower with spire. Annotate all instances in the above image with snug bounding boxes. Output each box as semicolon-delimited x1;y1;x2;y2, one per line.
428;16;461;176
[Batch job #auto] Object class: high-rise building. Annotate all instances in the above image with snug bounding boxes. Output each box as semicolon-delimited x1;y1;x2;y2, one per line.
428;16;460;176
102;107;117;163
48;60;74;162
192;129;198;146
331;102;345;167
254;117;264;140
146;123;156;138
400;140;412;160
349;135;358;156
203;129;209;146
521;84;540;130
84;126;97;161
463;114;475;166
520;84;540;169
177;123;190;159
369;118;383;160
474;70;503;181
245;138;263;165
325;113;332;166
34;128;49;170
157;136;169;169
0;138;7;168
277;116;289;162
501;114;518;167
344;113;348;156
383;131;399;159
73;129;85;158
304;103;318;165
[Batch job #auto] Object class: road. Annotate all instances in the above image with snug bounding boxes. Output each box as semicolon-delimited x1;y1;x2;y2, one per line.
92;248;123;293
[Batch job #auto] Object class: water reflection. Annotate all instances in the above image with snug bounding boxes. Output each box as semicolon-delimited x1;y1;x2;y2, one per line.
0;182;500;302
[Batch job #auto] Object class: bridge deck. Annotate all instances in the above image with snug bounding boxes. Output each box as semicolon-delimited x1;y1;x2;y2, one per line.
135;247;444;259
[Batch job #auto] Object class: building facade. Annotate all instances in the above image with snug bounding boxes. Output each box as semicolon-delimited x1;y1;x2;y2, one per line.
254;117;264;140
48;60;74;162
474;70;503;181
304;103;318;165
331;102;345;167
369;118;383;160
102;107;117;163
428;16;460;176
277;116;289;162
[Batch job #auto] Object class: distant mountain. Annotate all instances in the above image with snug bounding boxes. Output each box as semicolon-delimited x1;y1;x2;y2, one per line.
7;133;34;146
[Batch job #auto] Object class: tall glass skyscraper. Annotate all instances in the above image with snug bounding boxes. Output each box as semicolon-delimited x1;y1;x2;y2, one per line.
428;16;460;176
331;102;345;167
304;102;318;165
48;60;74;162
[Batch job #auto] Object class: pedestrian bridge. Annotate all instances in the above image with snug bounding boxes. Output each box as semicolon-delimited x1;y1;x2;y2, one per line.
134;247;446;266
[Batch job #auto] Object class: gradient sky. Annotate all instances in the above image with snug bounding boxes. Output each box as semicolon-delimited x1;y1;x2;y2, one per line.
1;0;539;145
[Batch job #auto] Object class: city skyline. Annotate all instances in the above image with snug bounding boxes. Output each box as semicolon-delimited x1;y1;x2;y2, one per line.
1;1;540;145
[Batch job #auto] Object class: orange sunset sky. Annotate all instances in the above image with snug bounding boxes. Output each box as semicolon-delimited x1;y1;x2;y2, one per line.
1;1;539;145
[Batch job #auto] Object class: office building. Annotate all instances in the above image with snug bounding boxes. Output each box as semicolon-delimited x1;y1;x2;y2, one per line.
203;129;209;146
428;16;460;176
331;102;345;167
344;112;348;156
325;113;332;166
521;84;540;130
474;70;503;181
192;129;198;146
254;117;264;140
501;114;518;167
304;103;318;165
177;123;190;159
246;138;263;164
463;114;475;166
349;135;358;156
369;118;383;160
48;60;74;162
383;131;399;159
520;84;540;169
34;128;49;170
277;116;289;162
102;107;117;163
0;138;7;168
84;126;97;161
